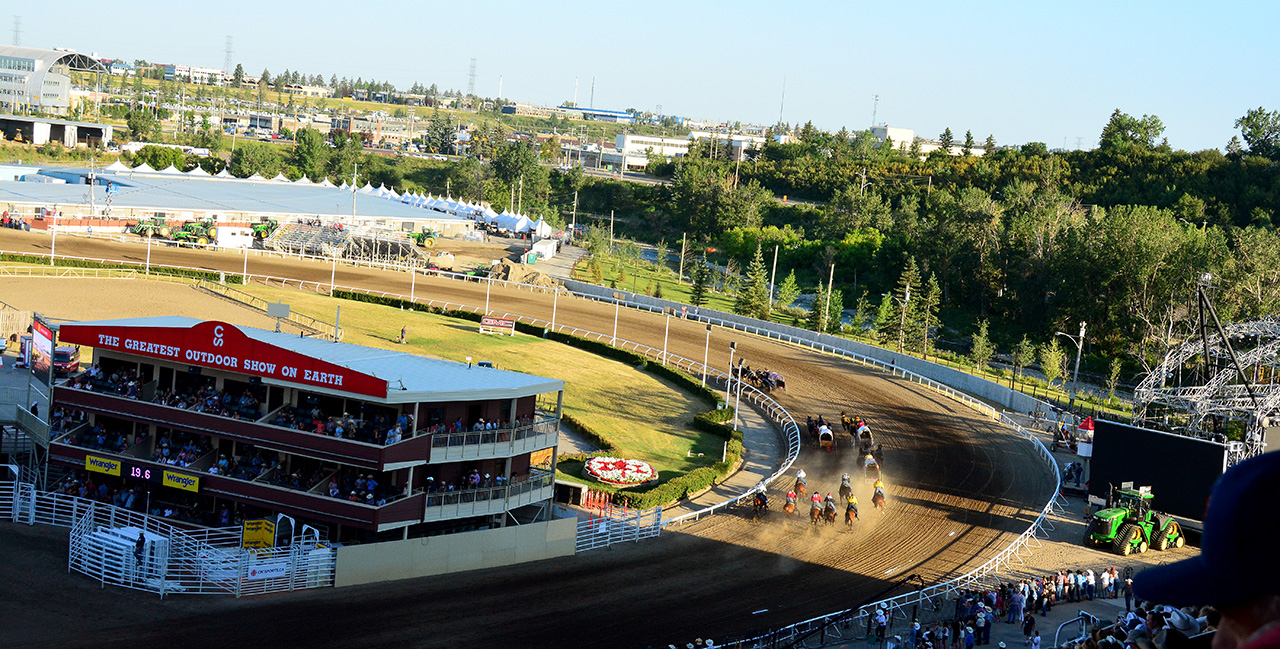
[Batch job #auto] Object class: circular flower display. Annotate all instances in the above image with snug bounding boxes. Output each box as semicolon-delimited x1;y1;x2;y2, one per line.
584;457;656;486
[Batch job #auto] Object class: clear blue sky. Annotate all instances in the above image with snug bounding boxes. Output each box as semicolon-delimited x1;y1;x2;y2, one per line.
19;0;1279;151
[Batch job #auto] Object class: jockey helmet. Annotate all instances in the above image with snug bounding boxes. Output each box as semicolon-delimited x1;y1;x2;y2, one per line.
865;453;873;460
848;495;857;504
842;473;849;480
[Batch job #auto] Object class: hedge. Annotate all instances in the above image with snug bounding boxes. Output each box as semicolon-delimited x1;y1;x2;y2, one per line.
327;288;749;509
0;253;244;284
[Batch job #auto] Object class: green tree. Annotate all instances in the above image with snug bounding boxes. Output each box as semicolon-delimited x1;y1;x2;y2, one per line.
689;257;710;307
734;244;771;319
970;319;995;371
232;64;244;88
290;128;329;180
962;130;975;156
891;256;921;352
872;293;896;343
983;134;996;153
1234;106;1280;159
1107;357;1123;403
1099;109;1166;152
230;141;283;178
133;145;186;171
939;127;954;151
774;269;800;310
1040;339;1066;389
126;108;159;139
1012;335;1035;386
917;273;941;358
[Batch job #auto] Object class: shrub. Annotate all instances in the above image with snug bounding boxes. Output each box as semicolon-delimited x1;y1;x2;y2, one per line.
0;254;243;284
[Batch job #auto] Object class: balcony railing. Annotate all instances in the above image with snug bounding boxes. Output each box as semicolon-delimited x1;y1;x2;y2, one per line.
422;469;554;515
427;418;558;462
54;386;431;472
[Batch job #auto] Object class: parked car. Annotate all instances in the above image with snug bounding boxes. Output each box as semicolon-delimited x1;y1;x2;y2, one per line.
53;345;80;376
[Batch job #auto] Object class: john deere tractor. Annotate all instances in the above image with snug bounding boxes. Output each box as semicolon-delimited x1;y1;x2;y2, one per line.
131;216;171;239
1083;487;1185;556
408;226;439;247
171;220;219;246
251;217;279;240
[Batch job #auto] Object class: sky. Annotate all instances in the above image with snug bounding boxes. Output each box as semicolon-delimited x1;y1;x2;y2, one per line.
15;0;1280;151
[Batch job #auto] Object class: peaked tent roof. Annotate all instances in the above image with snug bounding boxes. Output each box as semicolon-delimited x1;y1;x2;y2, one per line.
104;160;130;172
132;163;156;173
186;166;210;176
158;165;183;175
215;169;234;178
246;173;266;181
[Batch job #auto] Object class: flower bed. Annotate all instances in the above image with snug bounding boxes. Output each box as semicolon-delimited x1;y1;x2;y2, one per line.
583;456;656;486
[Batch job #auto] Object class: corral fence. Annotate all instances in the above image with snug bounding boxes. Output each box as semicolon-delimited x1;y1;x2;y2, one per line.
574;505;663;553
0;474;336;598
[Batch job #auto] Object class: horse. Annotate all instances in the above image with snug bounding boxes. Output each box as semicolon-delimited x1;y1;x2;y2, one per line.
845;504;859;527
872;488;886;511
752;492;768;520
838;481;853;503
795;479;808;499
810;503;822;526
823;502;838;524
783;500;796;518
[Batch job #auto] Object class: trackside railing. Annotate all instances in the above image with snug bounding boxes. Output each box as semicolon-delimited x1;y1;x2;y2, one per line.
575;506;663;552
194;280;342;339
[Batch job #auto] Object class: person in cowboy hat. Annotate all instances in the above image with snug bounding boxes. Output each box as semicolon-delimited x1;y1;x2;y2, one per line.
1134;451;1280;649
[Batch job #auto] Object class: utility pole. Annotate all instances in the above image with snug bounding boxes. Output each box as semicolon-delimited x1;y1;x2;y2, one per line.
769;244;779;313
1057;322;1088;412
609;209;614;250
351;162;358;221
823;263;835;333
517;175;523;214
571;190;578;239
897;286;911;354
678;233;687;285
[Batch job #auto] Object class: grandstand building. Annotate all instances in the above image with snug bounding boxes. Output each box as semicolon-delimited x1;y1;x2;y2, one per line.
0;45;107;115
48;317;564;541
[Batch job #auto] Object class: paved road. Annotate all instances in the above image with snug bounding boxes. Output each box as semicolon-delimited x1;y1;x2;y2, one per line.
0;230;1054;649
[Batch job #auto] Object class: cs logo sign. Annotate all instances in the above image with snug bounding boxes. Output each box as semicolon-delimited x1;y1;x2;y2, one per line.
213;325;225;348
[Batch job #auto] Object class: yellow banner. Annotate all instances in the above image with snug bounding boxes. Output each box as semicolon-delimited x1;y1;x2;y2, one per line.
162;471;200;493
85;455;121;476
241;518;276;549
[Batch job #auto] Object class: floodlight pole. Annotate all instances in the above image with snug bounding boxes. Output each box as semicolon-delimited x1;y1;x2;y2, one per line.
49;212;57;266
734;358;743;431
551;286;559;331
662;308;671;365
612;299;619;346
330;256;336;293
145;235;152;274
410;267;416;302
769;244;779;314
242;245;249;282
485;276;492;314
1056;321;1087;413
725;341;736;406
701;324;711;388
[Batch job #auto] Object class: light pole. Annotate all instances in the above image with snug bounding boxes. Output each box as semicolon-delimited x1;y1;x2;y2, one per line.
49;212;58;266
1056;321;1087;413
886;287;911;354
485;275;492;314
145;234;152;274
662;307;672;365
724;341;736;406
243;245;249;282
611;294;620;346
733;358;744;431
551;286;559;331
329;256;336;293
701;324;711;388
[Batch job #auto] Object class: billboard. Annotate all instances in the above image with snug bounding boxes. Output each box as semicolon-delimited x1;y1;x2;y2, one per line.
30;317;53;380
1089;419;1227;521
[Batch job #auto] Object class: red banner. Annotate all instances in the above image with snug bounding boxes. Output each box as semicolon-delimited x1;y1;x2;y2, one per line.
58;321;388;398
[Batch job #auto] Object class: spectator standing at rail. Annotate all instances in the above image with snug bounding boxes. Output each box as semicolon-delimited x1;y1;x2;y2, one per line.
875;608;888;641
1134;450;1280;649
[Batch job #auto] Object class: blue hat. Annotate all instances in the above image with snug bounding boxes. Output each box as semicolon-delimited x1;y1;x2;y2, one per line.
1133;450;1280;607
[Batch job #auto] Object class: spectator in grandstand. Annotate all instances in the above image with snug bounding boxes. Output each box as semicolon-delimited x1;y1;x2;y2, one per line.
1134;451;1280;649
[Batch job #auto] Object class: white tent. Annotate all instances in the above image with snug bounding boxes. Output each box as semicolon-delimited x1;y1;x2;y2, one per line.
270;173;290;182
531;218;554;238
186;166;210;176
215;169;234;178
318;178;335;187
158;165;184;175
246;173;266;181
132;163;156;173
358;182;374;194
511;215;533;233
104;160;130;172
339;181;349;190
295;175;313;185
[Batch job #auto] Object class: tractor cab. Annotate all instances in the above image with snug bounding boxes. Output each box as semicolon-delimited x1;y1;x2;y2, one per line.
1084;486;1183;556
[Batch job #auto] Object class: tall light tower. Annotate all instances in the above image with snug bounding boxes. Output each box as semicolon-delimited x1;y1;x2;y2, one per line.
871;94;880;127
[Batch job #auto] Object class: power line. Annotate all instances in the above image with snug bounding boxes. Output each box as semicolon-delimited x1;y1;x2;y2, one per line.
12;15;21;47
467;58;477;98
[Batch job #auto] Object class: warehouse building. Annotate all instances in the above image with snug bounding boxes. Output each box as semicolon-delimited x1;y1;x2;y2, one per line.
0;45;107;115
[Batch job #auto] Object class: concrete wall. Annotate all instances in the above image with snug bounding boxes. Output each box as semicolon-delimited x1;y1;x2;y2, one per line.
333;516;576;587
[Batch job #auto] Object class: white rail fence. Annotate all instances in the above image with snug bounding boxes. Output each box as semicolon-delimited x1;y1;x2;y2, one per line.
0;480;337;598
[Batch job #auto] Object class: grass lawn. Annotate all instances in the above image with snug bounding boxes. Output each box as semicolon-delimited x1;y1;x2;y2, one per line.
238;285;723;482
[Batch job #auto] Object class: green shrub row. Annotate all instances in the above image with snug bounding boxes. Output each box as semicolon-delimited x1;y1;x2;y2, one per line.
1;254;243;284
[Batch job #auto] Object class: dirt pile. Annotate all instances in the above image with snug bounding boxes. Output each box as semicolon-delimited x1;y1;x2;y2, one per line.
488;258;561;287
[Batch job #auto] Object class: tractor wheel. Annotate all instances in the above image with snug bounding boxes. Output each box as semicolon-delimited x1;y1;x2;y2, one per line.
197;237;208;246
1169;522;1184;549
207;227;218;239
159;227;170;238
1112;523;1140;556
1154;523;1173;551
1082;532;1095;548
423;238;434;247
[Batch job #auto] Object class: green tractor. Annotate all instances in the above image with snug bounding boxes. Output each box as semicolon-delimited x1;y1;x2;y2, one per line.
1083;487;1185;556
251;217;279;240
131;216;171;239
408;226;439;247
171;220;219;246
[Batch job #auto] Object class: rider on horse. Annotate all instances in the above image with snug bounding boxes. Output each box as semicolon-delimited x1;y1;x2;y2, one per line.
824;492;836;509
846;495;859;517
810;491;822;508
873;479;886;497
754;481;769;508
796;469;807;488
785;490;797;506
840;473;852;490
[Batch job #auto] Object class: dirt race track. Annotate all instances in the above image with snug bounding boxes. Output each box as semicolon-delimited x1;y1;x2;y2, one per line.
0;231;1054;649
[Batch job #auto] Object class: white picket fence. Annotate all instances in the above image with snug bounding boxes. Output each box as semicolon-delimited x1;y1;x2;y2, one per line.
575;506;663;553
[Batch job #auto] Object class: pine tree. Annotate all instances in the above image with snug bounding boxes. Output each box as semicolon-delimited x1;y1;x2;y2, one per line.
970;319;994;371
775;270;800;311
984;134;996;154
962;130;975;156
823;287;844;334
1040;339;1066;388
892;256;922;353
807;280;828;333
689;257;710;307
939;127;954;151
233;64;245;88
1012;335;1035;386
653;281;664;299
917;273;941;358
872;294;895;343
735;244;771;319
